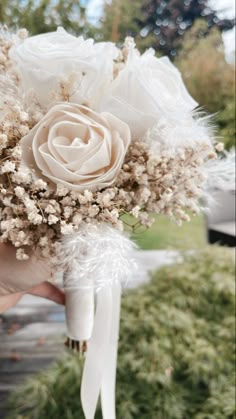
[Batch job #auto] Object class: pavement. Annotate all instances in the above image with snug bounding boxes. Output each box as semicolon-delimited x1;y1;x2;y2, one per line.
0;250;179;417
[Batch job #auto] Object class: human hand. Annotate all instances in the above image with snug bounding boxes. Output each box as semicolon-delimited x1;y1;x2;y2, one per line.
0;244;65;313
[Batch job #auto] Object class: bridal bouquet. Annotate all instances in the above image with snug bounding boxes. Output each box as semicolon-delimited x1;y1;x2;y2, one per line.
0;26;222;419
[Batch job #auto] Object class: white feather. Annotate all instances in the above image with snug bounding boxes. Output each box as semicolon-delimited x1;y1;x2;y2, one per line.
144;108;215;152
57;223;142;291
204;149;235;192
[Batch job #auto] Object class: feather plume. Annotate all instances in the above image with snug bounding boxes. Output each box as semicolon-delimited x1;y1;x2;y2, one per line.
204;149;235;192
57;223;143;291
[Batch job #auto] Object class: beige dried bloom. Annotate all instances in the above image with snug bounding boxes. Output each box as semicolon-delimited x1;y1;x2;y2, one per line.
61;223;74;235
72;213;83;226
97;191;114;208
215;142;224;152
130;205;141;218
39;236;48;246
53;72;79;102
84;190;93;202
78;193;90;205
14;186;25;199
60;196;74;207
17;28;28;40
1;161;15;173
88;205;100;217
34;179;47;190
11;145;22;159
16;248;29;261
0;134;8;152
63;206;73;219
48;214;59;225
45;204;57;214
57;184;69;197
12;168;32;184
28;212;43;225
101;208;120;224
138;212;154;228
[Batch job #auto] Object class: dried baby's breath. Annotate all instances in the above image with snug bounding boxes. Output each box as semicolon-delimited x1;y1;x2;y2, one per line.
0;28;215;260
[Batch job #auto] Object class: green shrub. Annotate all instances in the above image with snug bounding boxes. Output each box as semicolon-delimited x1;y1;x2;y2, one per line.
217;99;236;149
8;247;235;419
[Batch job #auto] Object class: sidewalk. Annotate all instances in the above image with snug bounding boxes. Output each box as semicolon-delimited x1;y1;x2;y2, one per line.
0;250;179;417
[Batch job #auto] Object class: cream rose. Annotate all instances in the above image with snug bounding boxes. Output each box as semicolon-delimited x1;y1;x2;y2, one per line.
21;103;130;191
102;48;198;139
10;27;118;109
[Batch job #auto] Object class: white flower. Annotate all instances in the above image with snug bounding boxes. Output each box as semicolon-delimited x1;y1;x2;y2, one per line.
0;161;16;173
131;205;140;218
21;102;130;191
102;49;198;139
56;184;69;196
12;168;32;184
72;213;83;226
10;27;118;109
48;214;59;225
14;186;25;198
34;179;47;190
28;212;43;225
61;223;74;235
16;248;29;261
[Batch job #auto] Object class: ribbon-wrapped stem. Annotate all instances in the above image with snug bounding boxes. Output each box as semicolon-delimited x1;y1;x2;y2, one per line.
59;223;140;419
64;283;94;352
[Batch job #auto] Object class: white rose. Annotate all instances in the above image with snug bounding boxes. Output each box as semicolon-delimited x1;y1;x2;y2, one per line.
21;103;130;191
10;27;118;109
102;49;198;139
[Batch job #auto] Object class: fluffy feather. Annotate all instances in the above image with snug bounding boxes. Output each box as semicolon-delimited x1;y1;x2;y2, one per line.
57;223;142;290
144;108;215;152
204;149;235;192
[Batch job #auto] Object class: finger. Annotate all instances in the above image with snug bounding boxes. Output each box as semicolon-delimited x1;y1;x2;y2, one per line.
28;282;65;306
0;292;24;313
0;243;51;295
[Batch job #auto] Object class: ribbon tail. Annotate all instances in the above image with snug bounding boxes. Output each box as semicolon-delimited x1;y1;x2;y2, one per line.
81;286;112;419
101;282;121;419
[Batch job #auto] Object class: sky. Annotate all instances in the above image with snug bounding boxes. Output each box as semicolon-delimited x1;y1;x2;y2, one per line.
212;0;235;17
210;0;235;59
86;0;235;58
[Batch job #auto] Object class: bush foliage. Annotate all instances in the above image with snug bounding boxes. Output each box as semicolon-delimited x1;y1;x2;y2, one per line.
8;247;235;419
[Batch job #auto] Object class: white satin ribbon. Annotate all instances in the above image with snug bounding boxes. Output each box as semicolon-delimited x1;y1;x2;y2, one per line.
81;282;121;419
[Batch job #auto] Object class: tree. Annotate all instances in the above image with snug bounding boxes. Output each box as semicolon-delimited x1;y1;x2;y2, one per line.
140;0;235;56
100;0;156;49
176;20;235;148
101;0;235;57
0;0;94;37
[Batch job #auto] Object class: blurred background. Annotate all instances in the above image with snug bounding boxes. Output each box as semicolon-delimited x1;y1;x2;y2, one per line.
0;1;235;418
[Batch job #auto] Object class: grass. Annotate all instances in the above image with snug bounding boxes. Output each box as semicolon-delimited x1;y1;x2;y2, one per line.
123;214;206;250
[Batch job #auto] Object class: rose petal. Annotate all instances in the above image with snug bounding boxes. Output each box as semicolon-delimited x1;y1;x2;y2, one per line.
21;103;131;191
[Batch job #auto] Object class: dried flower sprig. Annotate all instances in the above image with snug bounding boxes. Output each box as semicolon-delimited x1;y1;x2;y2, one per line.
0;136;215;260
